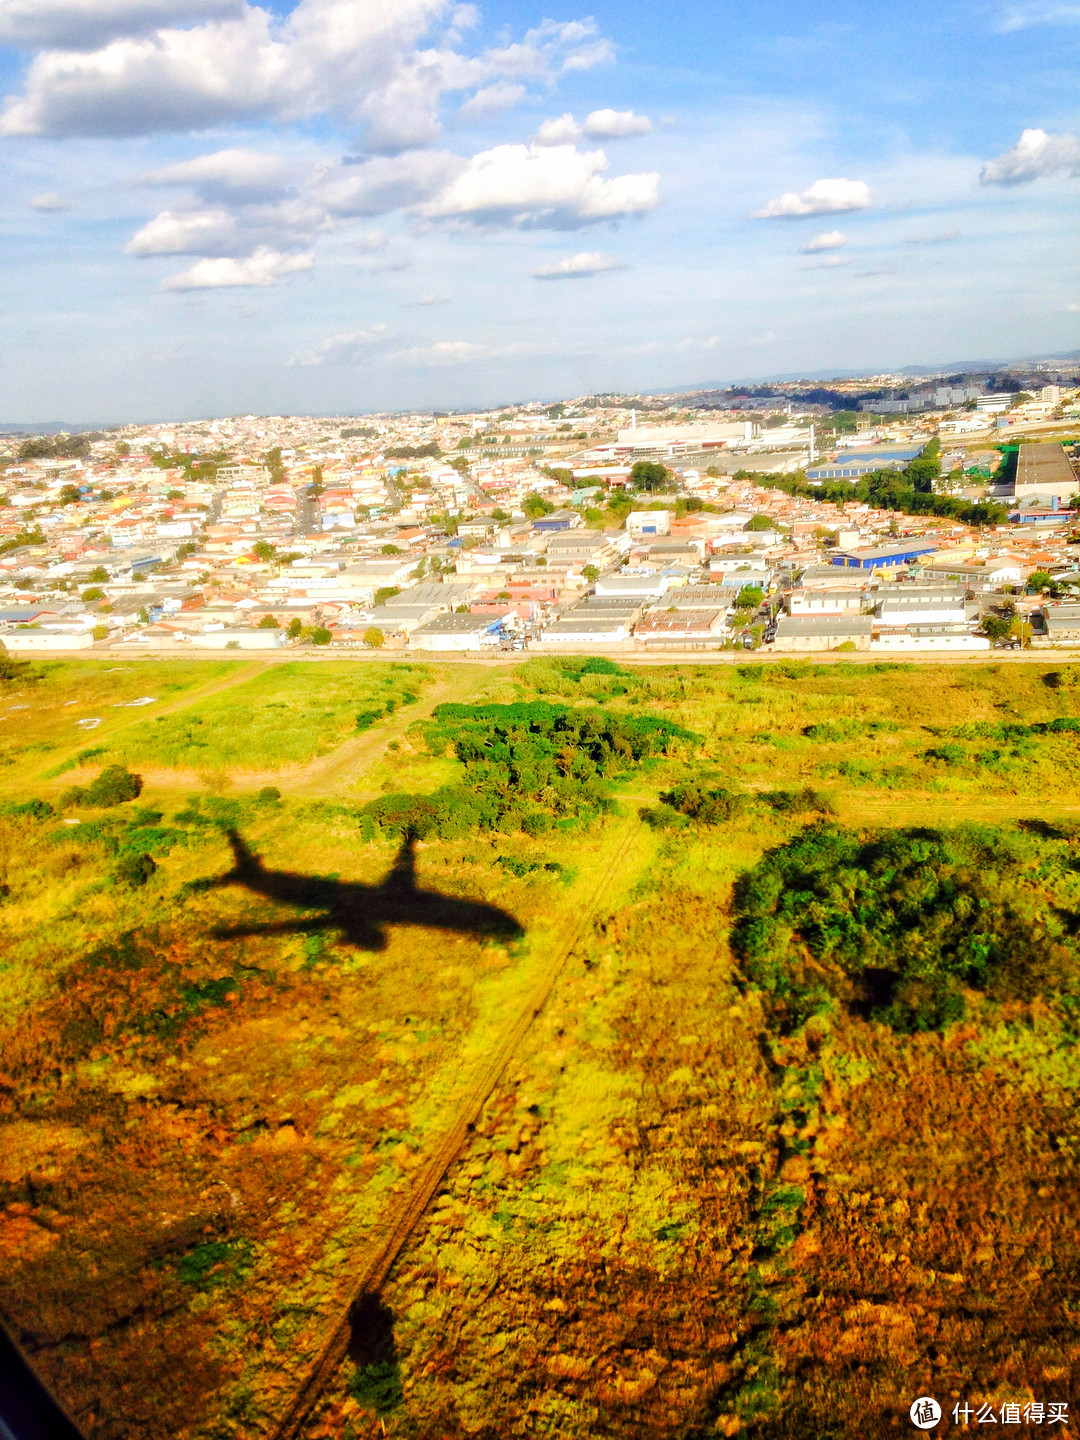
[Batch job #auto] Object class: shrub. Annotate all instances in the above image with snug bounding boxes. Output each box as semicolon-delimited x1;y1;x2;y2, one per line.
62;764;143;809
256;786;281;805
363;627;385;649
114;852;157;888
310;626;332;646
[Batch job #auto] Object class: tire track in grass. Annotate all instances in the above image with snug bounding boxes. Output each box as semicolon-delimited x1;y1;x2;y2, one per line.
268;811;643;1440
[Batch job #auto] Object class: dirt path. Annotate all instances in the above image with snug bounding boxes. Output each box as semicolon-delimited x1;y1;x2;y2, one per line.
268;811;644;1440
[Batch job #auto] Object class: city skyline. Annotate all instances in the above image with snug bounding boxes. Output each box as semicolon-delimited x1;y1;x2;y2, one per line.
2;0;1079;422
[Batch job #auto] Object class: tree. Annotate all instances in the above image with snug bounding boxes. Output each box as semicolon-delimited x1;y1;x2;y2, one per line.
258;614;280;628
166;489;185;501
449;455;470;474
286;617;303;639
92;624;109;641
58;485;81;505
492;509;510;522
310;463;324;494
582;564;600;583
523;492;555;518
381;544;402;555
311;626;332;645
736;584;764;609
981;614;1013;643
176;543;197;560
81;587;105;602
265;447;286;484
374;586;401;606
631;460;670;492
1028;570;1053;592
88;566;108;583
115;440;131;456
137;608;150;625
114;852;156;889
253;540;276;563
363;627;385;649
745;514;774;532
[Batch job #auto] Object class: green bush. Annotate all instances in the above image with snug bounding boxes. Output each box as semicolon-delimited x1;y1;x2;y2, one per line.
114;851;157;888
360;700;695;839
732;822;1080;1034
62;764;143;809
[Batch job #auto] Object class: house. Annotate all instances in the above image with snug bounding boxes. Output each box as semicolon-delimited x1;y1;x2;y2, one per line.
771;615;874;652
1043;605;1080;644
787;589;867;616
410;613;506;651
594;574;670;600
633;609;725;648
539;617;632;644
189;628;287;650
875;590;972;627
3;629;94;650
531;509;581;533
830;542;938;571
626;511;671;537
872;626;990;652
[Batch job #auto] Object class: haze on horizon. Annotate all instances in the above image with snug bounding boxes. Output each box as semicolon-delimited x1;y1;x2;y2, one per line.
1;0;1078;424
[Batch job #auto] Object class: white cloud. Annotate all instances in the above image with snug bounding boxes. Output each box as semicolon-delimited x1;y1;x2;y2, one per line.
997;2;1080;29
532;250;625;278
30;190;73;210
533;112;581;146
0;0;612;148
904;229;960;244
394;338;560;365
125;207;244;255
458;80;525;119
0;0;243;49
533;107;650;145
290;324;390;365
161;245;313;288
418;141;658;227
980;128;1080;185
751;177;872;219
138;147;294;202
799;229;847;253
799;254;849;269
581;107;650;139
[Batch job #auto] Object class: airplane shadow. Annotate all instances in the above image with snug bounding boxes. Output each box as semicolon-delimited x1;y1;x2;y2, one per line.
205;829;523;953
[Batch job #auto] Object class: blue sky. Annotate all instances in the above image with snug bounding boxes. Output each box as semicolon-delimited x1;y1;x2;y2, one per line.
1;0;1078;422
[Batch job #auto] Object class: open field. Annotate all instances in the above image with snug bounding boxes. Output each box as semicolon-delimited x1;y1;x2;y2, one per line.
2;654;1080;1438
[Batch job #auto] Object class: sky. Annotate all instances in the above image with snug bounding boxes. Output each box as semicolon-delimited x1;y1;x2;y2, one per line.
0;0;1078;422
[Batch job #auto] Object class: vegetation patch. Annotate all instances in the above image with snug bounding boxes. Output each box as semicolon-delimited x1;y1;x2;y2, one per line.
732;821;1080;1033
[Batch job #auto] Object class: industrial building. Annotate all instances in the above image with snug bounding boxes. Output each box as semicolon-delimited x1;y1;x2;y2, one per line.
806;446;924;481
771;614;874;651
830;541;938;570
1011;443;1078;502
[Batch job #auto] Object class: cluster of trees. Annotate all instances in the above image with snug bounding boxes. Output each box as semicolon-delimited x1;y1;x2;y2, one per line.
640;782;834;831
385;442;441;460
731;822;1080;1034
17;432;95;461
358;700;694;839
740;444;1009;527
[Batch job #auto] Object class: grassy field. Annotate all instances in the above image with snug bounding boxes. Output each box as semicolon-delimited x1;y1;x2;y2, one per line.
1;653;1079;1439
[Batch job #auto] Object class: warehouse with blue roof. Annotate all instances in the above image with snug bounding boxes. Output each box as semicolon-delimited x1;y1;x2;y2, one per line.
807;445;925;481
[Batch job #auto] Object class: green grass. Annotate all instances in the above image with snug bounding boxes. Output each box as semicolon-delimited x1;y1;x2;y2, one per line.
96;662;432;771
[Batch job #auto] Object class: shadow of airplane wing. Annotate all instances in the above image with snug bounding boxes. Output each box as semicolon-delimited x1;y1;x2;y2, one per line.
202;830;522;955
211;914;389;951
